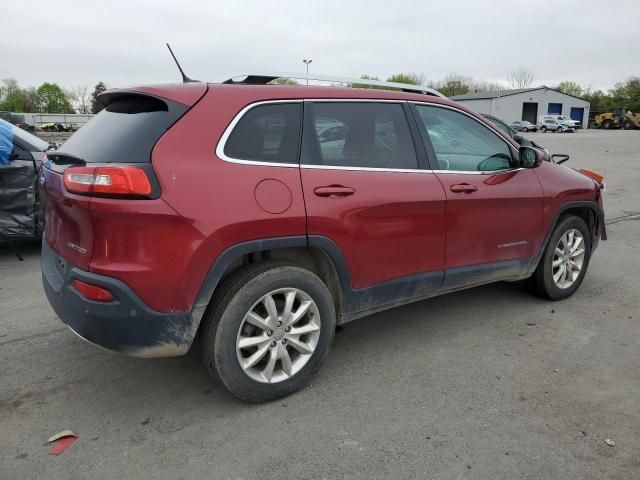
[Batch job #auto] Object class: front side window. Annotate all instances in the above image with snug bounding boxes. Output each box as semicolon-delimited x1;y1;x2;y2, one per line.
302;102;418;169
224;103;302;164
415;105;514;172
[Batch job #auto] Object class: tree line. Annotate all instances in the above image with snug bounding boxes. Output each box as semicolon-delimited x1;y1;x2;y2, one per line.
349;69;640;114
0;79;107;115
3;71;640;115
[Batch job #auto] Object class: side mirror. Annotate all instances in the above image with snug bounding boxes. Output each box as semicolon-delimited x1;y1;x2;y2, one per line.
519;146;541;168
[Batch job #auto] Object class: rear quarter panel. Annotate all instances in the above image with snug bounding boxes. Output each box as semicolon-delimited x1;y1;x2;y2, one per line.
151;87;308;311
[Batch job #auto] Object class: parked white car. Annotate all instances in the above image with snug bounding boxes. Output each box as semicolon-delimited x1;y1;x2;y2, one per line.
539;114;579;130
539;118;574;133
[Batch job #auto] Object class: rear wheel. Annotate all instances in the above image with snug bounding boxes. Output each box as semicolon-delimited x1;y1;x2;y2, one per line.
201;262;336;402
541;126;547;132
528;216;591;300
602;119;613;129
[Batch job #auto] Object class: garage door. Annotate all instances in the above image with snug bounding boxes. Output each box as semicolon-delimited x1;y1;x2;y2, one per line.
570;107;584;124
548;103;563;114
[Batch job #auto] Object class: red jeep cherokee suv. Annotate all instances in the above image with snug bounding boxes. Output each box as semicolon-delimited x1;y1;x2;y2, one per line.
41;76;606;402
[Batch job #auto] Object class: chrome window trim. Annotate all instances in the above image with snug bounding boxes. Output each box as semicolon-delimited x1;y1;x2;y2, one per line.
215;99;303;168
410;101;521;174
431;168;526;175
301;164;431;174
216;98;433;171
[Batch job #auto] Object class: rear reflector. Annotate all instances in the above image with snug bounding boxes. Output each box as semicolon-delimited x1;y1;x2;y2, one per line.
64;166;152;196
72;279;114;302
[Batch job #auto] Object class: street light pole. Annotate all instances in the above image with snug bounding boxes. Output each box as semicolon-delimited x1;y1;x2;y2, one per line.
302;59;312;85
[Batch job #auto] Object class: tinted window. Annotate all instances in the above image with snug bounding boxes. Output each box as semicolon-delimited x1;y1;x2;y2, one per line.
58;95;186;163
302;102;418;169
415;105;513;172
225;103;301;164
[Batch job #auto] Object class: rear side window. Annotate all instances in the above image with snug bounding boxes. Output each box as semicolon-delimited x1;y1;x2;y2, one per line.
302;102;418;169
224;103;302;164
57;94;186;163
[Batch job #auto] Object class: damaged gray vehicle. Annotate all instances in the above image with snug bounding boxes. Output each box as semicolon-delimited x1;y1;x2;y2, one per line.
0;118;54;253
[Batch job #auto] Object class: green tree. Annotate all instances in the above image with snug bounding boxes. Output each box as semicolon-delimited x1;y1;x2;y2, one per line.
22;87;41;112
609;77;640;113
268;77;299;85
386;73;424;85
582;88;609;112
0;78;26;111
556;81;583;97
91;81;107;114
438;81;468;97
348;74;387;90
36;83;74;113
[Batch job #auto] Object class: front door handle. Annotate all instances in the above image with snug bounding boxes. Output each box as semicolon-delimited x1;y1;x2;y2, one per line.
313;185;355;198
450;183;478;193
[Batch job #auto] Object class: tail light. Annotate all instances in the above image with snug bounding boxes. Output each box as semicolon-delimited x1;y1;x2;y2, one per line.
64;166;152;197
72;279;114;302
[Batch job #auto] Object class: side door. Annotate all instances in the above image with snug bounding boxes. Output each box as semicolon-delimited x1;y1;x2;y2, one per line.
411;103;544;289
299;100;447;309
0;141;38;237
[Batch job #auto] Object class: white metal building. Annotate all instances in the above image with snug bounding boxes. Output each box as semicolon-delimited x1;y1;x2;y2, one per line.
451;87;591;128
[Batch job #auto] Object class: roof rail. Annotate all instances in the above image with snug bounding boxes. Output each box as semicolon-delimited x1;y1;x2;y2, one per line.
220;72;446;98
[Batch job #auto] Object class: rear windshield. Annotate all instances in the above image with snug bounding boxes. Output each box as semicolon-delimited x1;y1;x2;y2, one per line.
57;94;187;163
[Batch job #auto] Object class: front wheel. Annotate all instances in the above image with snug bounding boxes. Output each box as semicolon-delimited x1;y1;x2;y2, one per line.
528;216;592;300
541;126;547;132
201;262;336;402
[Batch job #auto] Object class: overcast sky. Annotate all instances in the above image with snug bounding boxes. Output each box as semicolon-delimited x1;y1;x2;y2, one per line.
2;0;638;91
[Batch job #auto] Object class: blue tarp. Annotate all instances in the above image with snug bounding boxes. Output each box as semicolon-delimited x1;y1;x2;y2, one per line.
0;119;14;166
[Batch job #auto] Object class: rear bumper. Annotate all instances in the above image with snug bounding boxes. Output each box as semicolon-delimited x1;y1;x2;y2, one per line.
41;238;198;357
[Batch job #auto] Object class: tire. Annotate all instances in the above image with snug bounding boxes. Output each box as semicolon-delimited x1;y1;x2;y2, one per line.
541;126;547;132
201;261;336;402
522;127;528;132
622;120;634;130
602;119;613;129
528;216;592;300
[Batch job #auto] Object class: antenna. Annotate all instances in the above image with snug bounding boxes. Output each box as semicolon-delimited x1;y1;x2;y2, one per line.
166;43;199;83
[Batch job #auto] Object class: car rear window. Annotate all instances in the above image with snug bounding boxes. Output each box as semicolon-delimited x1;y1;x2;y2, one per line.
224;103;302;164
56;94;187;163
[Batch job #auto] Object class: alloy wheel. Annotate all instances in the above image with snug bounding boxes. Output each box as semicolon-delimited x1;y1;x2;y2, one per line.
552;229;586;289
235;288;321;383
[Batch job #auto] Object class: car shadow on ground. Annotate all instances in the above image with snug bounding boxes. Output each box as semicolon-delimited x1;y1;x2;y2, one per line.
39;279;544;414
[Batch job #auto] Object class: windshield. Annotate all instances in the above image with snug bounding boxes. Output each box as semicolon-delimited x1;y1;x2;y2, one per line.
0;118;49;151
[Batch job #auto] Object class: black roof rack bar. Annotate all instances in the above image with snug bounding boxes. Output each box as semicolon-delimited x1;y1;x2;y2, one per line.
220;72;446;98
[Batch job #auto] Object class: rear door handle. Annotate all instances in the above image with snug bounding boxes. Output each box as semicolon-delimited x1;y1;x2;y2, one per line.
450;183;478;193
313;185;355;198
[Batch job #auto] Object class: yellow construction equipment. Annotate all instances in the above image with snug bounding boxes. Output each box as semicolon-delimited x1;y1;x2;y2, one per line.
594;108;640;129
621;111;640;130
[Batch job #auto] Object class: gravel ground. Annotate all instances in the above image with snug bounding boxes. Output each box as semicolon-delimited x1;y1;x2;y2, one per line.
1;129;639;479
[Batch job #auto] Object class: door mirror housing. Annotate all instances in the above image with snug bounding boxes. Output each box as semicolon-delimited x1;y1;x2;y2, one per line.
519;146;542;168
